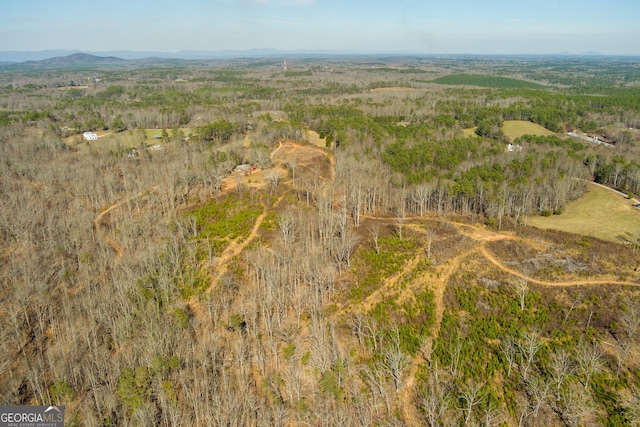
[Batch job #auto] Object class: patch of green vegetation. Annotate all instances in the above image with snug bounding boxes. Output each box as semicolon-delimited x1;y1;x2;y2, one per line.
135;272;170;309
351;235;417;301
591;373;631;426
282;342;296;360
301;351;311;366
515;134;585;151
117;366;151;414
227;313;246;332
382;137;490;184
319;370;344;400
188;194;263;242
398;289;436;354
259;208;278;232
174;268;207;300
118;355;181;415
173;307;190;329
49;380;75;404
361;278;436;355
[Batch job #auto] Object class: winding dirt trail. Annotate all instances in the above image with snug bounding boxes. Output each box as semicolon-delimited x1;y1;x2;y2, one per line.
187;196;285;325
400;357;423;427
479;245;638;288
356;255;423;313
94;204;125;258
189;139;334;322
203;196;284;294
205;140;333;290
93;186;158;258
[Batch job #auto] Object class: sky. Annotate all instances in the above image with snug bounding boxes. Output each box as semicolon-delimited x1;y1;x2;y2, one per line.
1;0;639;55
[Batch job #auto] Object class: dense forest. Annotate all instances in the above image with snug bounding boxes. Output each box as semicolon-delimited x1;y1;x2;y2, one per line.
1;55;640;426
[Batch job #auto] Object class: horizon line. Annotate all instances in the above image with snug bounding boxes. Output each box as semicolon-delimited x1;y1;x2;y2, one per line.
2;48;640;63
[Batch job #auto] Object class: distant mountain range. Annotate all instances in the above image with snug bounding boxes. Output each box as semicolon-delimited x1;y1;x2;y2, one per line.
23;52;128;66
0;49;384;70
0;53;134;70
0;52;214;70
5;49;638;62
0;49;436;70
0;48;391;64
1;50;637;71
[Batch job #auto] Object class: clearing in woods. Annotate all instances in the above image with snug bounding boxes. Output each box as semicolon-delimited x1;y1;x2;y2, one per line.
528;182;640;244
306;129;327;148
463;120;556;140
501;120;556;140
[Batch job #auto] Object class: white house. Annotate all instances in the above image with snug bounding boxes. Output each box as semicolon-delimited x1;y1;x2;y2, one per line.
507;143;522;152
83;132;98;141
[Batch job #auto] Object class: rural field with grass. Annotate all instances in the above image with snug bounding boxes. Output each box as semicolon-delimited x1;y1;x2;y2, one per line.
462;119;557;140
528;182;640;244
502;119;557;140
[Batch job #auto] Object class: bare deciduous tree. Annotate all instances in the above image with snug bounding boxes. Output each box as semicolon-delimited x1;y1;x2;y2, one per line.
363;316;382;352
526;375;552;419
349;313;366;347
446;335;463;380
482;401;502;427
286;158;297;186
575;339;604;390
459;380;484;425
362;364;392;417
563;291;583;323
425;228;436;260
559;383;595;427
369;223;380;254
549;348;574;396
518;329;542;381
617;302;640;375
412;184;431;217
628;387;640;427
264;169;280;193
418;369;449;427
382;327;409;392
512;277;528;311
500;335;517;378
277;210;297;252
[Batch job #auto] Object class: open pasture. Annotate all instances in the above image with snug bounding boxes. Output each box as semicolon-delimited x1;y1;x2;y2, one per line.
502;120;556;140
462;120;556;140
528;182;640;244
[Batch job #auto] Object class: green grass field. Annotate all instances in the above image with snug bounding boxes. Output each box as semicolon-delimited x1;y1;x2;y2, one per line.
462;120;555;140
502;120;556;140
528;183;640;243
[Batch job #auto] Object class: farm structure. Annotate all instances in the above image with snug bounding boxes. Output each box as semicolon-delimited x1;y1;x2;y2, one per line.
507;143;522;152
83;131;98;141
567;131;613;147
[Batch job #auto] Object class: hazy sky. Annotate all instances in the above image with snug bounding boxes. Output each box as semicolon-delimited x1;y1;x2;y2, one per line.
2;0;639;55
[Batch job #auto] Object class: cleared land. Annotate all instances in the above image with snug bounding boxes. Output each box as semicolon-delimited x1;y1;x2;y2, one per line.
462;120;556;140
502;120;556;140
306;129;327;148
528;182;640;243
